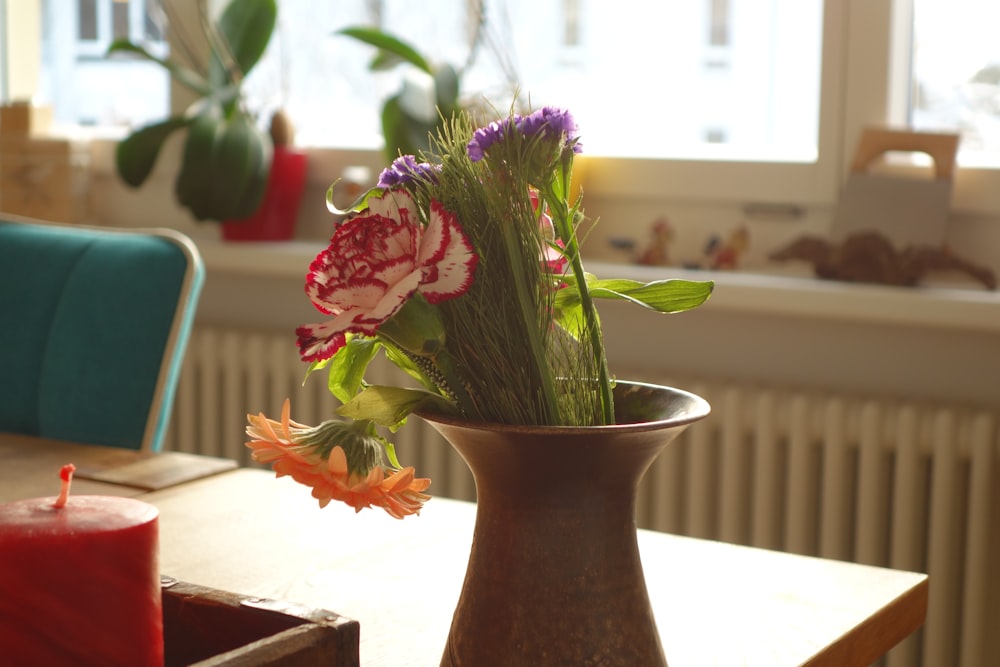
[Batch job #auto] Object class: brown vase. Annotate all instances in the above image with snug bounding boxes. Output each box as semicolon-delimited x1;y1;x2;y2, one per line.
420;381;710;667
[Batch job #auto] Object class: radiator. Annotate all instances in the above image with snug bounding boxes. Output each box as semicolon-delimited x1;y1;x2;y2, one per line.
164;326;999;667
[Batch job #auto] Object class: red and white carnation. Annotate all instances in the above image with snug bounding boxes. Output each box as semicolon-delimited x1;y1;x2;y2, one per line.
296;191;477;362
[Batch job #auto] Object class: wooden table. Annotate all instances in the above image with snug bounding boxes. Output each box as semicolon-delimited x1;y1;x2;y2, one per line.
144;468;928;667
1;435;927;665
0;432;238;502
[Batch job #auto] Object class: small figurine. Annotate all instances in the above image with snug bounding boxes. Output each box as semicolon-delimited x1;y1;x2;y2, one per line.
637;217;674;266
769;230;996;289
704;225;749;270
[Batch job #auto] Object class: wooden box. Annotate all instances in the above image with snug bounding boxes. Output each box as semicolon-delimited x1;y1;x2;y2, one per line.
0;102;53;139
0;136;91;222
161;577;360;667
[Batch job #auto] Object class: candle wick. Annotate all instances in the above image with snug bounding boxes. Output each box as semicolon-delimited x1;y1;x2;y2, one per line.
53;464;76;509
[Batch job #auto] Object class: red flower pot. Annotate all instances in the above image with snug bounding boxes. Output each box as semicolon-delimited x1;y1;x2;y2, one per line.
221;146;307;241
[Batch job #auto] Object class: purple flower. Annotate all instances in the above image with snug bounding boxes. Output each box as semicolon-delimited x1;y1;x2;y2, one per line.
467;119;514;162
518;107;581;151
467;107;582;162
377;155;441;188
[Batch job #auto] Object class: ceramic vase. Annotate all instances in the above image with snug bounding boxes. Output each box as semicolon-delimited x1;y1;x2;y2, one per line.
420;381;711;667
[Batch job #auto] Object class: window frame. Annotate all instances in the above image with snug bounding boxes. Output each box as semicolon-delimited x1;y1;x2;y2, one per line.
74;0;166;59
540;0;843;208
0;3;6;99
3;0;42;100
13;0;1000;217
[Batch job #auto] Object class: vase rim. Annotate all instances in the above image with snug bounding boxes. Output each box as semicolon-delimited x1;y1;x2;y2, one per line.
417;380;710;434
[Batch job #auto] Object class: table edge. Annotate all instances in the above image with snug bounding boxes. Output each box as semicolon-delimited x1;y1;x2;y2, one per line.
801;574;929;667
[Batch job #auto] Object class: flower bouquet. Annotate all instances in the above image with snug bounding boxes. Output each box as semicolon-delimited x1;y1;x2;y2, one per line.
245;106;714;519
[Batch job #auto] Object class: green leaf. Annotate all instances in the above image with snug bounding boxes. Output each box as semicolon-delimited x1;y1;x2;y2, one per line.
106;39;212;96
337;26;433;75
108;1;274;97
337;385;455;430
552;293;587;340
380;436;402;469
212;0;277;83
380;95;407;161
184;86;243;119
173;109;223;219
326;337;380;404
115;117;192;187
302;357;329;385
380;94;440;160
204;109;272;220
434;64;461;112
595;277;714;312
325;181;386;216
556;276;714;314
376;296;446;359
382;347;435;390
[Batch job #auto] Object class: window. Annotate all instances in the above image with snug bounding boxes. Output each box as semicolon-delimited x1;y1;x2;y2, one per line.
37;0;823;163
241;0;823;162
232;0;829;204
909;0;1000;166
25;0;1000;213
74;0;164;57
40;0;168;127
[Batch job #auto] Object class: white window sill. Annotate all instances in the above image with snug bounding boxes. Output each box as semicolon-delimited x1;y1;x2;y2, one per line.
194;237;1000;335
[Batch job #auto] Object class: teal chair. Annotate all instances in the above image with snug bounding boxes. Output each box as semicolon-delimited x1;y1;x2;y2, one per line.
0;216;204;451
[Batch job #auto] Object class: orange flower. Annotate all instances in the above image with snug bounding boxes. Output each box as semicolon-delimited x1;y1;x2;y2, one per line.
245;399;431;519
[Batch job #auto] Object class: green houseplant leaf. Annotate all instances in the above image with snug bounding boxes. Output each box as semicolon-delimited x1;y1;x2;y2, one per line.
210;0;279;89
172;107;271;221
381;94;441;160
106;0;277;222
115;117;193;188
106;39;212;96
337;26;462;161
434;64;461;114
336;26;433;74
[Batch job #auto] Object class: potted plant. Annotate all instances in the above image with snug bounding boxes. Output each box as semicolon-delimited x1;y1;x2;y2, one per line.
107;0;303;233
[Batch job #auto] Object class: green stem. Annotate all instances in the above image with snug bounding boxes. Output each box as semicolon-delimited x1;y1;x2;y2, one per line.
559;225;614;424
546;165;614;425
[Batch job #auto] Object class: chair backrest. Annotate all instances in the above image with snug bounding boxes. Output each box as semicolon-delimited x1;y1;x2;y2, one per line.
0;215;204;451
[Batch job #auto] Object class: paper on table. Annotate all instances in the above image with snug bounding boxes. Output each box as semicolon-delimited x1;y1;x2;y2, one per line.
76;452;238;491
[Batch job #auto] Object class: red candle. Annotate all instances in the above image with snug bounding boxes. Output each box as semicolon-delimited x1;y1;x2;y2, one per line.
0;465;163;666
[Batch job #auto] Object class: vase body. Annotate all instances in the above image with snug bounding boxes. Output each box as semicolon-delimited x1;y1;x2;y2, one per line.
420;381;710;667
221;147;307;241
